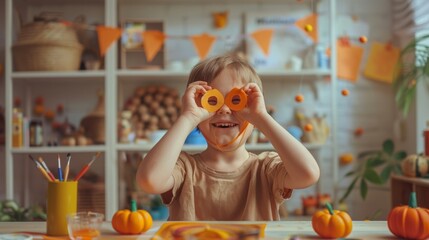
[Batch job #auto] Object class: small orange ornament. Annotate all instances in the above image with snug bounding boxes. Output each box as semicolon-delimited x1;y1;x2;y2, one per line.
304;124;313;132
354;127;364;136
304;24;313;32
359;36;368;43
295;94;304;103
341;89;349;96
339;153;354;165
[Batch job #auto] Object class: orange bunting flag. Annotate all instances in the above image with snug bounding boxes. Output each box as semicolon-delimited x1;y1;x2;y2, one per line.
337;39;364;82
97;26;122;57
295;14;318;43
142;30;166;62
250;29;274;57
190;33;217;60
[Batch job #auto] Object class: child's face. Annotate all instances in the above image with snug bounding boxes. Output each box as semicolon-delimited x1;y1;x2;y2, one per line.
198;69;254;150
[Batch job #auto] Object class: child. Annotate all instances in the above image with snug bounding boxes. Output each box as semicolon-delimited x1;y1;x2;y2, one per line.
136;55;320;221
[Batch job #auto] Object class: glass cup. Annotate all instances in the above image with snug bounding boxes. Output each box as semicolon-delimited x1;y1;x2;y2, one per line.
67;212;104;240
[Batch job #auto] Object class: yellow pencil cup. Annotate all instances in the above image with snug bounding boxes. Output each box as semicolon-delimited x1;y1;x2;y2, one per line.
46;181;78;236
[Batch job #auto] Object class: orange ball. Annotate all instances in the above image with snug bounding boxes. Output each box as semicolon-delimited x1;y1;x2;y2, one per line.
359;36;368;43
295;94;304;103
354;127;364;136
304;124;313;132
341;89;349;96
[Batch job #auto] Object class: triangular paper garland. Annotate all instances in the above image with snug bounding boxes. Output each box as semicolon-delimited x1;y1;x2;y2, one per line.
295;14;318;43
142;30;166;62
250;29;274;57
97;26;122;57
190;33;217;60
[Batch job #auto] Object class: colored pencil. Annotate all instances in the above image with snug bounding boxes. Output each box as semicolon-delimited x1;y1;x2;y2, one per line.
28;155;52;182
74;152;101;181
57;154;63;182
64;153;71;181
37;157;56;181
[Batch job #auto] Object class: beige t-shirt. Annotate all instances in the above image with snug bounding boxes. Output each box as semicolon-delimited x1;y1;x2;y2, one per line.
161;151;292;221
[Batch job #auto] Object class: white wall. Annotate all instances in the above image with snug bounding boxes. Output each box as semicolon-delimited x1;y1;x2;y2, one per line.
336;0;396;219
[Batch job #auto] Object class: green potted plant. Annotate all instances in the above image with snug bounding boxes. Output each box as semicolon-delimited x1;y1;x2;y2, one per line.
339;139;407;202
394;34;429;116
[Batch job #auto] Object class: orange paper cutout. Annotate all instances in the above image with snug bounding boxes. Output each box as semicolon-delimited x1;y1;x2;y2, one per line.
190;33;217;60
337;40;364;82
363;42;400;83
295;14;318;43
96;26;122;57
201;89;224;112
225;88;247;111
250;29;274;57
142;30;166;62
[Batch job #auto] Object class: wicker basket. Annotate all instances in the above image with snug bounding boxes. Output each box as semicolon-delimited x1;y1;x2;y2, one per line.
13;21;83;71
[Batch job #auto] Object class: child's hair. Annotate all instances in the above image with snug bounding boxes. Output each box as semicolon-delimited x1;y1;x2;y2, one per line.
187;54;263;91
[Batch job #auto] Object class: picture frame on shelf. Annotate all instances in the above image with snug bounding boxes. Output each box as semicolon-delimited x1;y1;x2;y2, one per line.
120;19;165;70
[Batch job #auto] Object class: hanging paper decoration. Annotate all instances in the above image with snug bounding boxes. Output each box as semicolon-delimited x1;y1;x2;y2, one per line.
142;30;166;62
295;14;318;43
337;37;364;82
213;11;228;29
190;33;217;60
363;42;400;83
97;26;123;57
250;29;274;57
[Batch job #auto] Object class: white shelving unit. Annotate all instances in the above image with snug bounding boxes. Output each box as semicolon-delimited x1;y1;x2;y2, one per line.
4;0;337;219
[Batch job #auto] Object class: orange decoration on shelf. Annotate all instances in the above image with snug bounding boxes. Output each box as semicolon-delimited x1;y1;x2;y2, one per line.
33;105;45;116
201;89;224;112
224;88;247;111
341;89;349;96
304;124;313;132
359;36;368;43
312;203;353;239
112;200;153;235
387;192;429;240
339;153;354;165
213;11;228;29
295;94;304;103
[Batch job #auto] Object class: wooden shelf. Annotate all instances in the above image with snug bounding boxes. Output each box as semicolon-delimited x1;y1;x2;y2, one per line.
11;145;106;154
391;174;429;208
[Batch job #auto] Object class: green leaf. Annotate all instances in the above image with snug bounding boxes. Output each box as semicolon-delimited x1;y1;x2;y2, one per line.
364;169;383;184
345;170;357;177
382;140;394;155
360;179;368;200
380;165;394;183
393;151;407;161
365;158;386;168
339;176;360;203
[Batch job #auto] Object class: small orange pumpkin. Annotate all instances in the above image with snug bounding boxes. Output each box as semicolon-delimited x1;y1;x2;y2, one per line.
312;202;353;238
387;192;429;240
112;200;153;235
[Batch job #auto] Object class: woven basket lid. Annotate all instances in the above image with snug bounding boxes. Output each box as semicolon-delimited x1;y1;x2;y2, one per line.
15;21;82;48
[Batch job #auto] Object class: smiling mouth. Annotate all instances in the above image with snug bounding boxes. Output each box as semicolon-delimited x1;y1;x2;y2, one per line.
212;123;238;128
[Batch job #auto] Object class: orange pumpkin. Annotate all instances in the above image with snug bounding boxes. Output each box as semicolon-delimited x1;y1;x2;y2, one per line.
312;202;353;238
387;192;429;240
112;200;153;235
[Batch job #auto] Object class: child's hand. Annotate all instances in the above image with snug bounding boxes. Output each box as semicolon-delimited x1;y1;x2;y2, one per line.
181;81;213;126
237;83;268;123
